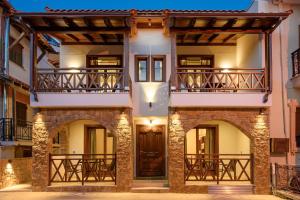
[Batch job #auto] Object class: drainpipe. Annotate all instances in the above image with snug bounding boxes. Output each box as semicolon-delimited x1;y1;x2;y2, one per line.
3;16;10;119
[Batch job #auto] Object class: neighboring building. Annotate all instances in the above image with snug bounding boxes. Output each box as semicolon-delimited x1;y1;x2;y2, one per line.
0;1;57;159
1;0;296;195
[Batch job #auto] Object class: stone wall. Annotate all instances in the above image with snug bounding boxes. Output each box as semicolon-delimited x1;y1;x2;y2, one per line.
0;158;32;189
168;108;270;194
32;108;133;192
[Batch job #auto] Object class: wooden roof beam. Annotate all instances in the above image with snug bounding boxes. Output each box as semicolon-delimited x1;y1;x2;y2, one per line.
188;18;196;28
222;18;237;30
42;17;57;27
104;17;113;28
99;34;108;43
206;18;217;27
82;33;94;42
243;18;256;30
32;26;130;33
208;33;219;43
66;33;80;42
63;17;78;28
223;34;236;43
194;34;202;43
83;17;95;28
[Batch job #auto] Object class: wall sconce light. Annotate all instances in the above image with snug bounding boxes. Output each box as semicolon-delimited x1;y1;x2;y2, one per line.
148;19;152;27
149;102;152;108
259;108;265;115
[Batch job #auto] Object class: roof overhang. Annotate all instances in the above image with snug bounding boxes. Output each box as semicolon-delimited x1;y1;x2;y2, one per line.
11;9;292;46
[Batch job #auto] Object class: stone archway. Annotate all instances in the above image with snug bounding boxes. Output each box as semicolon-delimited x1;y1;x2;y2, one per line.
32;108;133;192
168;108;269;194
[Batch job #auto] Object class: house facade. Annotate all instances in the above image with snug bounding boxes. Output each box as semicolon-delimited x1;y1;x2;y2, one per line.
0;0;297;195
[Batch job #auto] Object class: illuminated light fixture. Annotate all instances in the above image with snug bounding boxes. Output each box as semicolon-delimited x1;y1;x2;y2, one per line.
259;108;265;115
148;19;152;27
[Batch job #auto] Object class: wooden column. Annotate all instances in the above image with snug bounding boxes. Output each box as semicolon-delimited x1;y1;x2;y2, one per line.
29;33;37;92
170;32;177;88
123;32;129;87
265;32;272;92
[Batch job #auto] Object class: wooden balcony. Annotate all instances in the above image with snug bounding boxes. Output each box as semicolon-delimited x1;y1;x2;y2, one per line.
185;154;253;184
31;67;132;108
291;48;300;88
169;68;271;107
36;67;128;93
49;154;116;186
172;68;266;92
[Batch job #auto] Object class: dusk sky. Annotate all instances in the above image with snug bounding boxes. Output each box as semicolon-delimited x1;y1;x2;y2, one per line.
9;0;253;12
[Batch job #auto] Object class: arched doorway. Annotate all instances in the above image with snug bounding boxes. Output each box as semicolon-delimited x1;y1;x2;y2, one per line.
184;120;252;183
49;120;116;186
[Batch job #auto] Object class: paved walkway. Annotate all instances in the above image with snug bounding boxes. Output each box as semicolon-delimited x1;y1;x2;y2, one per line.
0;192;282;200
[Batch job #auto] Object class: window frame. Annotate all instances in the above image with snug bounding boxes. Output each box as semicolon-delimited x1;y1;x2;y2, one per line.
9;37;24;67
135;55;150;82
151;55;166;82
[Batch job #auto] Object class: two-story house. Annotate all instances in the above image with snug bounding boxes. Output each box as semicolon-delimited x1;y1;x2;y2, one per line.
0;0;57;159
6;0;293;195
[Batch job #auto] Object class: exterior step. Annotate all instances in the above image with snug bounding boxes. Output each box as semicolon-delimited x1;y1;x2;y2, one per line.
208;185;253;194
132;180;168;187
131;187;170;193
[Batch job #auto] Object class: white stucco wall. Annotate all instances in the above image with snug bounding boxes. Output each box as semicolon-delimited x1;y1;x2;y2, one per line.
129;29;171;117
177;46;236;68
9;26;53;85
236;34;263;68
60;45;123;68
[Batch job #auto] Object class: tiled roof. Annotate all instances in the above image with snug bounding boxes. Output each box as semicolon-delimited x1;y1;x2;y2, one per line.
45;7;247;14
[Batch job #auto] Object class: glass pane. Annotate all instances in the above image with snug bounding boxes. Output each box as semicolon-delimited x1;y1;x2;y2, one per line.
154;60;163;81
138;60;147;81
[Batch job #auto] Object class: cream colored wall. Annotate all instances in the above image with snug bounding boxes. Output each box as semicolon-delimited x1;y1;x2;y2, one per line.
9;26;53;85
67;120;99;154
185;120;250;155
236;34;263;68
177;46;236;68
129;29;171;117
60;45;123;68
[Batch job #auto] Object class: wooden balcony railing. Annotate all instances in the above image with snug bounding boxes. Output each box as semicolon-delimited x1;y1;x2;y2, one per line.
0;118;32;141
274;163;300;193
185;154;253;183
36;67;130;93
172;68;266;92
49;154;116;186
292;48;300;77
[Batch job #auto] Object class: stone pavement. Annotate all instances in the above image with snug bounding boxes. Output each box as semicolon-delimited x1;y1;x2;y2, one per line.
0;192;282;200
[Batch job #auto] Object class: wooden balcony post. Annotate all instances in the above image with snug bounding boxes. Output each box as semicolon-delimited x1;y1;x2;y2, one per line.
264;32;272;92
123;32;129;88
29;33;37;93
171;32;177;89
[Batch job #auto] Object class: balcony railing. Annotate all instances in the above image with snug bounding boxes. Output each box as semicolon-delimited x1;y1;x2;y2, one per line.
185;154;253;184
172;68;266;92
292;48;300;77
36;67;129;93
0;118;32;141
49;154;116;186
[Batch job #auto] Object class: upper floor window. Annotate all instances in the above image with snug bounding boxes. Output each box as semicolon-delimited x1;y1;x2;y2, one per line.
86;55;122;68
135;55;166;82
135;55;150;82
178;55;214;68
9;37;23;67
151;56;166;82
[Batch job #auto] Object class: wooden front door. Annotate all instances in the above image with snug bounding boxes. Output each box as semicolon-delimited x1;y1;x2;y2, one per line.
136;125;165;177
